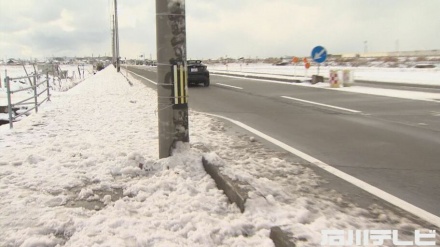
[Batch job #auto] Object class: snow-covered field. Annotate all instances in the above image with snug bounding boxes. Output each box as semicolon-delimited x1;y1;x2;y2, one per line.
0;66;439;246
209;63;440;86
0;64;93;90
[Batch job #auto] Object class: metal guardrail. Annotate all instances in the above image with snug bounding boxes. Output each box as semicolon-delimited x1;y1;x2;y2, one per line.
4;73;51;128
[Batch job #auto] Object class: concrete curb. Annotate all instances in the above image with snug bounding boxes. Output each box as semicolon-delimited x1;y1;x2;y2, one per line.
355;79;440;89
202;156;248;213
202;155;296;246
119;68;134;86
270;227;296;247
212;71;440;89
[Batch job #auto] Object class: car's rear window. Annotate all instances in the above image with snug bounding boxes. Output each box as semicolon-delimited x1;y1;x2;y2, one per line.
188;60;202;65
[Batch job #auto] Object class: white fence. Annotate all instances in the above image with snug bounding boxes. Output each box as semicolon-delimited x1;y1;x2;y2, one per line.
4;73;50;128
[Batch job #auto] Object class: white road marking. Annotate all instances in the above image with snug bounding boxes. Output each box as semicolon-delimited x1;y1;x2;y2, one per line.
205;112;440;228
124;69;157;85
215;83;243;90
431;111;440;117
281;96;362;113
214;73;305;85
212;74;440;103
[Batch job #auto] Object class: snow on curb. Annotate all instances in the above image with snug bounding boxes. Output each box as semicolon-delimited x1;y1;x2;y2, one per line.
202;153;249;213
202;152;297;246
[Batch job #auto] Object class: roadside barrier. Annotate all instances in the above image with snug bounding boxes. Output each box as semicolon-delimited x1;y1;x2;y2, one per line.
4;73;51;128
329;69;354;88
329;70;340;88
342;69;354;87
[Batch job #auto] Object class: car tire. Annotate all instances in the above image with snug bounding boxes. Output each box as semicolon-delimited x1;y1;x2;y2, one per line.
204;80;210;87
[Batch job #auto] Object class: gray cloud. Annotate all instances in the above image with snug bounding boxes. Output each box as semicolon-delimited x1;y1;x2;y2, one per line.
1;0;439;60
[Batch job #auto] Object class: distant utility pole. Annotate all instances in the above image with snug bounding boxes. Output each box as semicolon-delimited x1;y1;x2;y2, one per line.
114;0;120;72
156;0;189;158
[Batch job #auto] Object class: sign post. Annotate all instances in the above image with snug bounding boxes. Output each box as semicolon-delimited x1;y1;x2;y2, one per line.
292;57;299;76
303;58;310;77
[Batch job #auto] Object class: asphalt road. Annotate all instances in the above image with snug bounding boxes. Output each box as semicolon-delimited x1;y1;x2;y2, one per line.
125;65;440;218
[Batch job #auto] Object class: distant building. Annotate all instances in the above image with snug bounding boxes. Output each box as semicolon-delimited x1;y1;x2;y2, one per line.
341;49;440;58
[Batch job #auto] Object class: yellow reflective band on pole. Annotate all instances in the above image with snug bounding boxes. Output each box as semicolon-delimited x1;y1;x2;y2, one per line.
172;64;188;105
173;65;178;104
172;64;187;105
184;64;188;103
179;65;184;104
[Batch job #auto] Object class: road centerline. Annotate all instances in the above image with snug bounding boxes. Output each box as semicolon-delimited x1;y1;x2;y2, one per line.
281;96;362;113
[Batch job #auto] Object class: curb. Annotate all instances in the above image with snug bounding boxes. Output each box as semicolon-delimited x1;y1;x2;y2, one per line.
211;71;440;89
355;79;440;89
202;156;248;213
202;155;296;246
270;227;296;247
119;69;134;86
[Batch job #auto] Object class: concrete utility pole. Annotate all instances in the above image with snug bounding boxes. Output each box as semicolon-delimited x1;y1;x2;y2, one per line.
112;15;115;67
156;0;189;158
114;0;120;72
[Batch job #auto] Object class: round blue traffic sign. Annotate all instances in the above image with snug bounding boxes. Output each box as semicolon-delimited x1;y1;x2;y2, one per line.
311;46;327;63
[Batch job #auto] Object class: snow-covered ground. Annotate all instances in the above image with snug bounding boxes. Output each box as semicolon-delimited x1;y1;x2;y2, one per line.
1;66;439;246
209;63;440;86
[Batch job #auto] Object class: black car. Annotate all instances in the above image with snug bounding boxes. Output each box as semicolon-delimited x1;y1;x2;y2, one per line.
187;60;210;87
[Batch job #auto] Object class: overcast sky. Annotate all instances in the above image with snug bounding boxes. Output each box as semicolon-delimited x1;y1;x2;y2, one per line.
1;0;439;60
